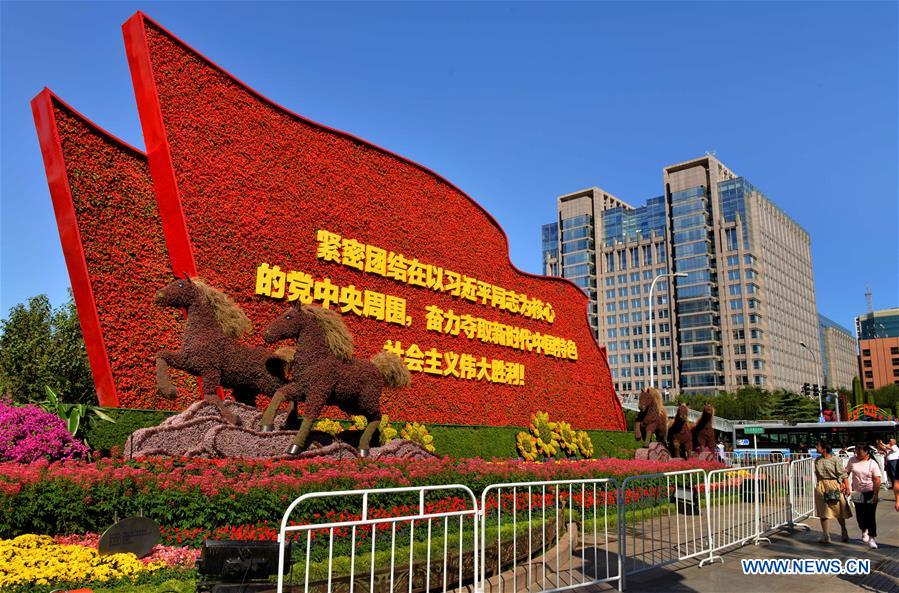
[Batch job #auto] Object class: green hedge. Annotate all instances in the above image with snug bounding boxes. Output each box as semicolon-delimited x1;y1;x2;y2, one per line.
84;408;635;459
84;408;176;454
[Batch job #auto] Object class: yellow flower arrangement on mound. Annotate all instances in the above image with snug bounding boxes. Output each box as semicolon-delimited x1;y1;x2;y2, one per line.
516;431;539;461
529;411;559;458
516;411;595;461
400;422;436;453
312;418;344;436
0;534;164;587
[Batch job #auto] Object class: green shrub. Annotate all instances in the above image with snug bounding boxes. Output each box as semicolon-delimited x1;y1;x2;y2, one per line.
84;408;175;454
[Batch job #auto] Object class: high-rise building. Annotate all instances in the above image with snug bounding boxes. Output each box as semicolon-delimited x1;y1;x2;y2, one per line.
541;223;560;276
543;155;820;398
818;314;857;390
855;307;899;390
550;188;676;399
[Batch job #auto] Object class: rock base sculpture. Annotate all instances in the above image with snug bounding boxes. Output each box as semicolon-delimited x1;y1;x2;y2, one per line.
634;441;672;462
124;400;437;461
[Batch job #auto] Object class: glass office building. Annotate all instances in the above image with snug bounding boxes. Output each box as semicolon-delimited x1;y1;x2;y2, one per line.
545;155;821;399
541;222;560;276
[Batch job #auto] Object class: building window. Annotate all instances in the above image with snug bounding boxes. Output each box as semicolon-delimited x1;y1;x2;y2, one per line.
892;347;899;355
734;344;746;354
862;349;871;356
866;382;874;389
735;360;747;370
864;371;873;379
863;360;872;368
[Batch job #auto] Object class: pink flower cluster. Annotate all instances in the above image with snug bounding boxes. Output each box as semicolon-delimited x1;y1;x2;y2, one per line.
53;532;199;567
0;403;88;463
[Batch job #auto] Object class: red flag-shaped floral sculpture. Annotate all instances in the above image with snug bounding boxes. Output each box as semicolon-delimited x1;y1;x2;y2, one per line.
31;90;196;409
121;12;623;429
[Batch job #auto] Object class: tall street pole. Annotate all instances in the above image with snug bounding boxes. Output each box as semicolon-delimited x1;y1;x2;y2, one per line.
799;341;823;420
649;272;687;394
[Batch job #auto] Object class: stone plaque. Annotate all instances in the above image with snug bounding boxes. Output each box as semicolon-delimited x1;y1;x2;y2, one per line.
98;516;160;558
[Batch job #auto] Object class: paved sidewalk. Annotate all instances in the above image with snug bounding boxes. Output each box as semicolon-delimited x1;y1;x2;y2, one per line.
621;494;898;593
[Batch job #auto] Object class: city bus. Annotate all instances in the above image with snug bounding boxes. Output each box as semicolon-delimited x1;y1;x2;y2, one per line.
732;420;899;458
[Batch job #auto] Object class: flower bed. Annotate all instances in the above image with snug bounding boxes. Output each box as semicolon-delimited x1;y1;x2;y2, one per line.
0;456;721;541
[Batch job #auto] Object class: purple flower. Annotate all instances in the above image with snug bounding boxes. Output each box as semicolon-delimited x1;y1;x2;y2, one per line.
0;403;89;463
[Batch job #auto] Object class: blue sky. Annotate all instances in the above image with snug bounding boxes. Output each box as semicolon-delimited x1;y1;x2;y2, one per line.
1;1;896;335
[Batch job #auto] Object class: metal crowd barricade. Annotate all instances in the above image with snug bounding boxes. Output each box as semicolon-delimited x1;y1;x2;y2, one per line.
270;459;842;592
701;466;759;566
479;478;620;593
789;457;816;524
753;462;791;544
276;485;479;593
617;469;708;590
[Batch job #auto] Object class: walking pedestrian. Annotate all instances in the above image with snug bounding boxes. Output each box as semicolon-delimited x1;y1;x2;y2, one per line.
876;438;898;486
847;442;882;549
813;440;850;543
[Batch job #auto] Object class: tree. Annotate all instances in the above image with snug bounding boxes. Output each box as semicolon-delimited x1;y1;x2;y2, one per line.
851;376;864;408
870;383;899;411
766;390;819;423
0;293;95;404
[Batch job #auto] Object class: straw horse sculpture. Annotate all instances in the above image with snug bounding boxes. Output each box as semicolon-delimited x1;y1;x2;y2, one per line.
691;403;716;453
667;403;693;459
634;387;668;447
261;302;411;455
155;277;293;425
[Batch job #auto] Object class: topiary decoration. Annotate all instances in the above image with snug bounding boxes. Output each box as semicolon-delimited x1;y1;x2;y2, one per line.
516;431;539;461
261;303;411;455
556;420;578;457
529;411;559;458
575;430;594;459
400;422;436;453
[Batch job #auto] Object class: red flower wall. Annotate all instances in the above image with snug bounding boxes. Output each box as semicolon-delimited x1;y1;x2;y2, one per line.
33;94;197;409
121;14;623;430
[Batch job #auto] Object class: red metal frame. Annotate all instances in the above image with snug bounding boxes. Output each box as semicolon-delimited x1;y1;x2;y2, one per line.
31;89;121;407
121;11;623;427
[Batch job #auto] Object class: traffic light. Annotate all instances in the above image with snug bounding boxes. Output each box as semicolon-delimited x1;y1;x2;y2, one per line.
801;383;809;396
812;384;820;397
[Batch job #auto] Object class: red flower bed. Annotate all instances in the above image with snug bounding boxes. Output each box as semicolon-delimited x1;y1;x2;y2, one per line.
0;456;721;543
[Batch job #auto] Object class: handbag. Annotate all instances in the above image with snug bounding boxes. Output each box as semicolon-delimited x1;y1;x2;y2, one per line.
823;488;842;504
849;490;864;505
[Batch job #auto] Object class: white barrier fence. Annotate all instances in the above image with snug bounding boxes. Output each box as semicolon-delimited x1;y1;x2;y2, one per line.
789;457;816;524
617;469;709;590
276;485;480;593
479;478;620;592
276;459;829;592
703;466;759;562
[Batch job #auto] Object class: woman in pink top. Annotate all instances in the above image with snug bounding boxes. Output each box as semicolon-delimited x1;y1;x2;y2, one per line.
846;442;882;549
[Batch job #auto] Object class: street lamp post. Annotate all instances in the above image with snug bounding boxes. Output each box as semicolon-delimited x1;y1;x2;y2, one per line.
649;272;687;394
799;341;823;420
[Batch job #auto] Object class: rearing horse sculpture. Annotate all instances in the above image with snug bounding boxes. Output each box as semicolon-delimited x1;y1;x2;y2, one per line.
155;277;293;425
261;302;411;455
